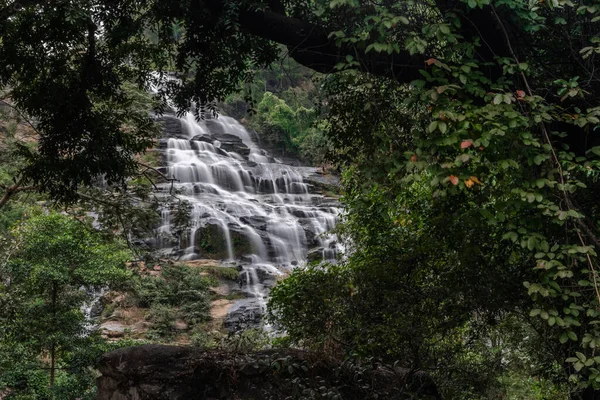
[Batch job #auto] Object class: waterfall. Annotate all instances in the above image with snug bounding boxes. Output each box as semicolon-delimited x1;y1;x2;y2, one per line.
156;114;340;327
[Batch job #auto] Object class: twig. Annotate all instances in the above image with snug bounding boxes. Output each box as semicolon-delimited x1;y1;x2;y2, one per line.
136;161;177;182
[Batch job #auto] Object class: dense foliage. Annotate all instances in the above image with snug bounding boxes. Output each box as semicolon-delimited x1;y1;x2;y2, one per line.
0;212;131;399
221;58;330;165
132;263;213;339
268;0;600;398
2;0;600;398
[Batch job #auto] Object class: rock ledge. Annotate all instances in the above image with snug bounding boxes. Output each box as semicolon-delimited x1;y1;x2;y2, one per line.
97;344;440;399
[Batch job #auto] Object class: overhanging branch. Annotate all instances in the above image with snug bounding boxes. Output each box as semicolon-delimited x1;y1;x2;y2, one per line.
236;7;426;82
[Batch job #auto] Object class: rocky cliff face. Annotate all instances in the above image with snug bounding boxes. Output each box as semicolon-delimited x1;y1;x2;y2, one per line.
96;345;440;400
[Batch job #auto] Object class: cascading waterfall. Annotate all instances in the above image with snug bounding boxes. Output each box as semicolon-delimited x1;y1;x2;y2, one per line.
156;113;340;327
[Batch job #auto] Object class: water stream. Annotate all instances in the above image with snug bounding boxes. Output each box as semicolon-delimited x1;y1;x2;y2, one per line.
156;113;340;328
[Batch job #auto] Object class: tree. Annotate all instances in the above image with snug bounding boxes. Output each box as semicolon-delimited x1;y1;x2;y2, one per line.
265;1;600;397
0;0;597;203
0;212;131;399
0;0;518;204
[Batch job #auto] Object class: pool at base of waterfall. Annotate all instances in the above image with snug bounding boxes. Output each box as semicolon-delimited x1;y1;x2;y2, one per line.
154;112;342;330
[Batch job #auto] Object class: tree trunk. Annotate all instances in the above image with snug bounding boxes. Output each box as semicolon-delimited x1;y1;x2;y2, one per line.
49;344;55;400
49;283;57;400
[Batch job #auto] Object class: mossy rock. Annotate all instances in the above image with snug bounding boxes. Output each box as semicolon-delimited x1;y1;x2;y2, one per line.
194;224;254;260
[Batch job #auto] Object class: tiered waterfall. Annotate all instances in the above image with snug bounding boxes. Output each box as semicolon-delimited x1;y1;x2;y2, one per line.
156;113;340;327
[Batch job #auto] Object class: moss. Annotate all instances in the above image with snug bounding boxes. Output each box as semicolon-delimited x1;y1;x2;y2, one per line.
224;292;246;301
200;265;240;281
195;224;254;259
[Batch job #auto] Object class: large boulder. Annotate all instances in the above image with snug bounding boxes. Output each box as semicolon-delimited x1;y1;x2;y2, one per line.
97;345;441;400
194;223;255;260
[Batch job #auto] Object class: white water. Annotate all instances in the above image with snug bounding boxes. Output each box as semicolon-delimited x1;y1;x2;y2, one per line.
156;114;340;327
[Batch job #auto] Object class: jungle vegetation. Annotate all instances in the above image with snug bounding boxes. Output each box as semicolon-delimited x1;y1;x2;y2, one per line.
1;0;600;398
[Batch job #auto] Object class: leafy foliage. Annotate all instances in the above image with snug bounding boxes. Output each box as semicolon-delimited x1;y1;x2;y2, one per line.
132;263;213;336
0;212;131;398
269;0;600;397
222;56;331;165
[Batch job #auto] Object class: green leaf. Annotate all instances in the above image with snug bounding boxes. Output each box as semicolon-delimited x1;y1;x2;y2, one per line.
428;121;438;133
502;231;518;242
530;308;541;317
438;121;447;134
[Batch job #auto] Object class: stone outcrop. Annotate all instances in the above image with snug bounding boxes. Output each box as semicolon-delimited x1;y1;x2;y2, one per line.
97;345;441;400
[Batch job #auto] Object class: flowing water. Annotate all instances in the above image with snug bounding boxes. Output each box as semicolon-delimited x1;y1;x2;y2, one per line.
155;113;340;328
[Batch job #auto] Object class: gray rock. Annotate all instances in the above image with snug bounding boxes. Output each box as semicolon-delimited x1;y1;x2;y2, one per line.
239;216;267;231
96;345;441;400
160;116;186;139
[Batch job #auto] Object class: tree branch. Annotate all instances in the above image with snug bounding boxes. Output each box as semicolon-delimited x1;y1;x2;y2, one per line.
229;1;510;83
0;177;38;209
233;6;426;81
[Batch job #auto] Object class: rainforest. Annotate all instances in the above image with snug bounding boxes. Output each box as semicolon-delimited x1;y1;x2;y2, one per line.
1;0;600;399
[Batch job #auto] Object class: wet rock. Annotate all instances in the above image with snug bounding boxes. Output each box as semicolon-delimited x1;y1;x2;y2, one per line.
190;134;213;144
239;216;267;231
307;248;324;263
215;147;230;158
254;266;278;284
203;119;226;135
160;116;186;139
256;178;276;194
194;223;255;260
213;133;250;157
90;298;104;319
238;256;253;264
303;173;341;195
296;222;319;248
225;298;264;331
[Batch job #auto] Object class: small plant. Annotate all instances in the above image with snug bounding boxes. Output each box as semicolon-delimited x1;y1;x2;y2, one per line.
131;264;213;339
102;303;116;318
220;328;271;352
147;304;177;339
189;326;218;349
199;265;240;281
